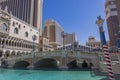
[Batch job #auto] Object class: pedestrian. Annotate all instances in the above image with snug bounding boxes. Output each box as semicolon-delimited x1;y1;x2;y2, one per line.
89;62;95;77
82;60;88;68
89;62;93;69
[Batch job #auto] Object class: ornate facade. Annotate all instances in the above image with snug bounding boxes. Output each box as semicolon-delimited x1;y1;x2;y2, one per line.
0;0;43;36
0;9;39;58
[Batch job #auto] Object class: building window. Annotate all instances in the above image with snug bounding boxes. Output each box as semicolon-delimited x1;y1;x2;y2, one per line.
111;8;117;11
16;22;18;25
14;28;19;34
12;22;15;26
110;1;115;5
18;24;21;29
25;32;28;37
0;23;8;32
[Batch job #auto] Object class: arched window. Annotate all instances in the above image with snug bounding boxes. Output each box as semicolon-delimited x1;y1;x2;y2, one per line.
12;21;15;26
0;23;8;32
25;32;28;37
14;28;19;34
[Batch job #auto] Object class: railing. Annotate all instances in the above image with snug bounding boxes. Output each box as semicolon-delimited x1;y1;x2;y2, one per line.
0;45;33;51
4;50;100;61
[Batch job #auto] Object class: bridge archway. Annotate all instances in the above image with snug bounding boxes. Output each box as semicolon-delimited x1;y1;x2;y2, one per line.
5;50;10;57
34;58;58;69
17;51;21;55
13;60;30;69
11;51;15;56
67;59;78;69
0;50;3;57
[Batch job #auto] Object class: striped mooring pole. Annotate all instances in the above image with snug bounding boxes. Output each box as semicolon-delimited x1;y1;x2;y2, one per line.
96;16;115;80
103;45;115;80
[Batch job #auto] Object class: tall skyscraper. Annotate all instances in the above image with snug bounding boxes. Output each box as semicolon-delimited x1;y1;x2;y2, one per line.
115;0;120;27
44;19;64;50
0;0;43;36
105;0;120;47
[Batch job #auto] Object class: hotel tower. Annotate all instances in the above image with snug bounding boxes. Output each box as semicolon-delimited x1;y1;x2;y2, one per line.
105;0;120;47
0;0;43;36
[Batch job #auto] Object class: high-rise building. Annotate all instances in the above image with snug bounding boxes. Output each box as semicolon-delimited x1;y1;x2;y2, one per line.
115;0;120;28
0;0;43;36
63;32;77;45
105;0;120;47
44;19;64;50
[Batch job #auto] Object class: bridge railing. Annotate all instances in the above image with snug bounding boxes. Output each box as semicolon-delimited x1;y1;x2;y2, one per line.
4;50;100;61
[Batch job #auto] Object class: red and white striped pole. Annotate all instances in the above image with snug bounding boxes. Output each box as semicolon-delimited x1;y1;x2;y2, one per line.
103;45;115;80
96;16;115;80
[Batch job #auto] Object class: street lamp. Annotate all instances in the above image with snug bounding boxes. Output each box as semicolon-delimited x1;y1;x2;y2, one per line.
96;16;115;80
0;41;6;67
96;16;105;47
1;41;5;59
61;31;68;66
32;35;37;68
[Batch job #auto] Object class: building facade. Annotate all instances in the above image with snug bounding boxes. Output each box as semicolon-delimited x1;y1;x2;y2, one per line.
86;36;110;52
0;0;43;36
39;36;53;51
86;36;102;51
0;9;39;58
63;32;77;45
44;19;64;50
105;0;120;47
115;0;120;27
57;41;93;53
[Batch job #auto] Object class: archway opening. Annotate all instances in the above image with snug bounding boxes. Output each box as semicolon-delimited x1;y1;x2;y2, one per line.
5;50;10;57
13;60;30;69
11;51;16;56
0;50;3;57
17;51;21;56
34;58;58;70
67;60;78;69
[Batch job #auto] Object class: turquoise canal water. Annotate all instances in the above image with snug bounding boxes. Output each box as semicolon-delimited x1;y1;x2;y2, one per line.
0;69;106;80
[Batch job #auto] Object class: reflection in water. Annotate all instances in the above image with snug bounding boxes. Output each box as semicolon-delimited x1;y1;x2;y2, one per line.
19;72;33;76
0;69;106;80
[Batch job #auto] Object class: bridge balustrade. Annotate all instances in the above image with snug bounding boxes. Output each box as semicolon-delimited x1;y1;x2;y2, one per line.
4;50;100;62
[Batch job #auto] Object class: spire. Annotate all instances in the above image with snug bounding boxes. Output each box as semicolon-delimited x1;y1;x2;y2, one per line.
4;6;8;13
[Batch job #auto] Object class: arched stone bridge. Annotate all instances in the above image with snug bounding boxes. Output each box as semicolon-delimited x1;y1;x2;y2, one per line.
3;51;100;69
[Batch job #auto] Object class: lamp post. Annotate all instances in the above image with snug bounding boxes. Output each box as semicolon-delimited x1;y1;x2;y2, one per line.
61;31;68;66
96;16;115;80
32;35;37;68
1;41;5;59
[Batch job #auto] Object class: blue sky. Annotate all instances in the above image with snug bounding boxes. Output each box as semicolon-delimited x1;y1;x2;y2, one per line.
43;0;109;45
